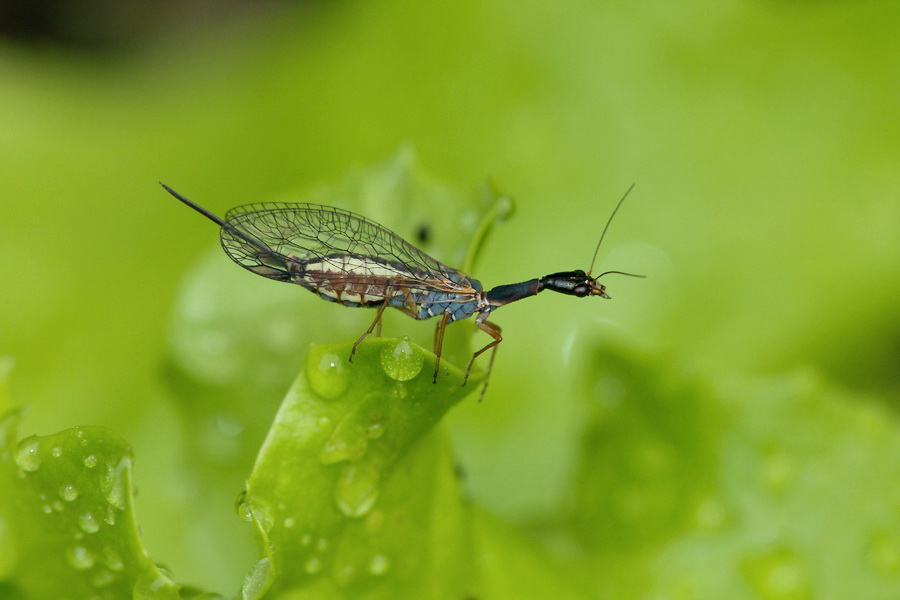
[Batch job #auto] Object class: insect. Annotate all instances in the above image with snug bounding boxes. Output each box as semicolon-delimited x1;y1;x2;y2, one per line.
161;182;641;393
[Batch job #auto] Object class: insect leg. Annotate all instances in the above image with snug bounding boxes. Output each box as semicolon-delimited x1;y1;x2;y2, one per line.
432;312;452;383
350;297;392;361
465;317;503;399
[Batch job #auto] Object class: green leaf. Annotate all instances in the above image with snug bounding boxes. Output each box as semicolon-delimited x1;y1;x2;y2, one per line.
0;411;185;599
570;342;900;599
238;338;481;599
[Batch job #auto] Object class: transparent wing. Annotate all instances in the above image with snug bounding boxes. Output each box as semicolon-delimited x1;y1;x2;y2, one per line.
219;202;472;292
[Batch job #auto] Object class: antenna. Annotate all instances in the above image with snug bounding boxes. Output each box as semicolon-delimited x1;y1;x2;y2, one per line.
594;270;646;280
588;183;635;275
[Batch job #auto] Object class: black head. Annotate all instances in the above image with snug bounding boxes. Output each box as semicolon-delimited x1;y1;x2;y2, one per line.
539;270;609;299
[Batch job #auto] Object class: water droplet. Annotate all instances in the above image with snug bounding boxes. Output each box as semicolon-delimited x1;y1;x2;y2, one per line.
241;558;271;599
103;547;124;571
316;538;329;552
15;437;41;472
100;458;127;510
283;517;296;528
307;352;349;400
237;500;253;522
300;534;312;546
41;504;53;514
78;511;100;533
368;554;390;576
319;426;368;465
366;421;385;439
235;494;273;532
304;556;322;574
380;337;424;382
334;463;380;517
52;500;64;512
59;484;79;502
51;446;62;458
102;505;116;526
133;572;178;598
92;569;114;587
66;545;95;570
83;454;98;468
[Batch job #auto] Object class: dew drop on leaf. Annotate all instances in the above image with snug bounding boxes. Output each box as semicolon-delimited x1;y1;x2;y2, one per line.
78;511;100;533
366;421;385;439
100;458;127;510
59;484;79;502
380;337;424;382
304;556;322;574
92;569;115;587
307;352;350;400
102;547;124;571
65;545;95;570
236;499;253;522
319;428;368;465
241;557;272;599
368;554;390;576
334;463;380;517
133;571;179;599
14;437;41;472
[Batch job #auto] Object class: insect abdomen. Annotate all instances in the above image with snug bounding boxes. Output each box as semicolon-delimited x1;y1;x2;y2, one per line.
299;255;424;308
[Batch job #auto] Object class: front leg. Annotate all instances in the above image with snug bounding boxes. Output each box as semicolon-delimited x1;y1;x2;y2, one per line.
465;315;502;399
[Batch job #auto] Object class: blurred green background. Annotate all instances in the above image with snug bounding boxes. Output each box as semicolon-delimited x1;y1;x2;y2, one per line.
0;0;897;598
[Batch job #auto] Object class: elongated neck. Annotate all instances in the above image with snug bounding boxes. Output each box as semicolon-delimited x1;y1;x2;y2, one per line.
485;278;541;306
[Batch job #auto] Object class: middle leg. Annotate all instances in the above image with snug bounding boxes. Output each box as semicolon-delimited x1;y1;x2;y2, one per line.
431;312;452;383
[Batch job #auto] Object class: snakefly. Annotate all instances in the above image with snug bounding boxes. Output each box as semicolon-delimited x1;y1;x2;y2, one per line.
161;182;642;394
